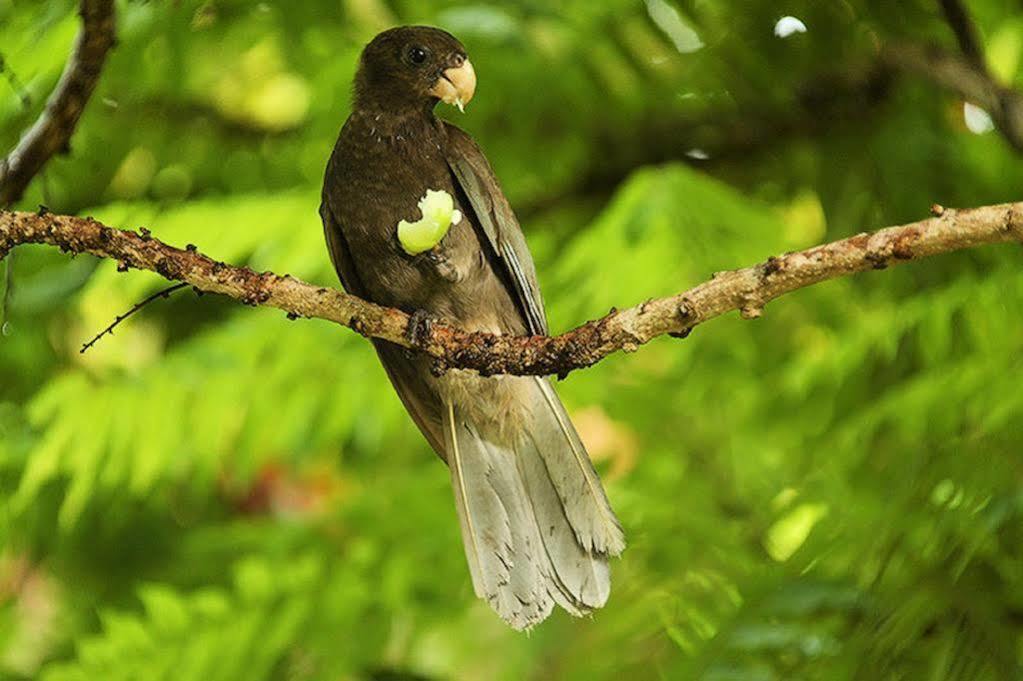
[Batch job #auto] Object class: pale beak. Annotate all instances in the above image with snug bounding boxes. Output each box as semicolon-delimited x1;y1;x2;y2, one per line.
429;59;477;112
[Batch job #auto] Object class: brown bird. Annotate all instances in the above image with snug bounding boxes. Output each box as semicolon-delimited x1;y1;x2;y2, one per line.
320;26;625;629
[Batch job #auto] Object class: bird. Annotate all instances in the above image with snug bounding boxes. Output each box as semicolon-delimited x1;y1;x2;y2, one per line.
320;25;625;630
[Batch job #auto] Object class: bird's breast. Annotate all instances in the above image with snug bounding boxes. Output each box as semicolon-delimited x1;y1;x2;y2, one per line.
327;131;499;325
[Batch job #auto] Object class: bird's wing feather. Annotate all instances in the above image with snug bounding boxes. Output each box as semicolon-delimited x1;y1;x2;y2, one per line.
443;123;548;336
320;200;366;296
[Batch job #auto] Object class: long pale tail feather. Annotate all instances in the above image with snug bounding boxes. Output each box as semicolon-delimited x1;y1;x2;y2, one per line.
443;378;624;629
446;400;555;628
445;401;513;596
514;430;610;612
530;377;626;556
478;438;557;624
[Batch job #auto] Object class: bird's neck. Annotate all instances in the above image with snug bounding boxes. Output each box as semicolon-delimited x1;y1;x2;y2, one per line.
349;103;444;144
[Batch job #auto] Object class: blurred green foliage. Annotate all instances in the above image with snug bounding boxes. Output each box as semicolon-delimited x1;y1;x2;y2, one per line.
1;1;1022;679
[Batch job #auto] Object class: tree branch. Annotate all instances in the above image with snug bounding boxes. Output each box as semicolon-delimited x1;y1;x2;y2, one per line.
0;0;116;206
1;202;1020;377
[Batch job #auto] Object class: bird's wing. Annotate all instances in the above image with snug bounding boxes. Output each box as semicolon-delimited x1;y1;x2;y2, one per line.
443;122;548;336
319;200;366;296
319;199;447;456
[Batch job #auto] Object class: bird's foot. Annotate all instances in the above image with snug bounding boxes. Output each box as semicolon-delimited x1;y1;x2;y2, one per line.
425;247;462;283
404;309;435;356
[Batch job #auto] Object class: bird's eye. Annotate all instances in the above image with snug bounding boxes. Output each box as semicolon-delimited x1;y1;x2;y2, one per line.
408;46;429;65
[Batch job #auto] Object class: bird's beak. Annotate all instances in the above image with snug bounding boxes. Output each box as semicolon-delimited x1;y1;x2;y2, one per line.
430;59;477;113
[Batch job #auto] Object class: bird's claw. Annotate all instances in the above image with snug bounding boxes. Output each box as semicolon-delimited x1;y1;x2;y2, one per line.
404;309;434;353
425;247;462;282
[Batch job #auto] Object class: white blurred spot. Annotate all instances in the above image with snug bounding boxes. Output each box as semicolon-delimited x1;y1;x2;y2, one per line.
963;102;995;134
686;148;710;160
774;16;808;38
646;0;704;53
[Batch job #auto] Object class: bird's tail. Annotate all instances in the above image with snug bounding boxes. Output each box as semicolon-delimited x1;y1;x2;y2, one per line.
443;376;625;630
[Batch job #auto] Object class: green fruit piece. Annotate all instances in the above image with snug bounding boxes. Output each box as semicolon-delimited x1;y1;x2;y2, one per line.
398;189;464;255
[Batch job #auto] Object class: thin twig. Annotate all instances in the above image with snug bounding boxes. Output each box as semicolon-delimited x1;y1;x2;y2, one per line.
79;282;188;354
1;203;1021;377
1;254;12;336
0;52;33;110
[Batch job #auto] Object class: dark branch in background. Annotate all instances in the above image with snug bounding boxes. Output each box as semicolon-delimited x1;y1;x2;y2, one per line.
0;0;116;207
882;43;1023;152
0;0;114;335
885;2;1023;153
927;0;1023;153
938;0;988;72
79;282;188;353
522;64;894;218
912;0;1023;153
533;13;1023;216
1;203;1020;377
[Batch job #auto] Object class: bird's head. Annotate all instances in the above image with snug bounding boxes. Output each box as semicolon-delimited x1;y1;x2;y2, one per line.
354;26;477;115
